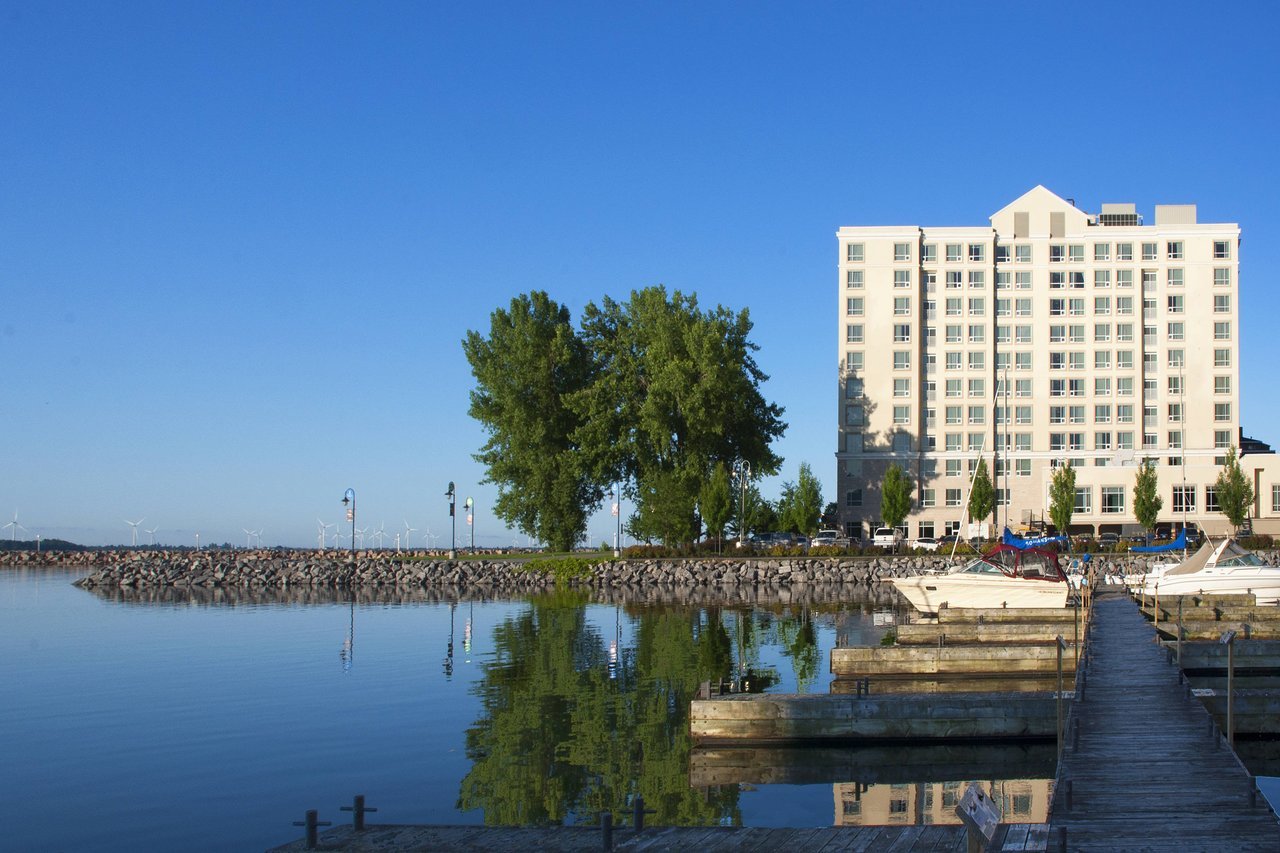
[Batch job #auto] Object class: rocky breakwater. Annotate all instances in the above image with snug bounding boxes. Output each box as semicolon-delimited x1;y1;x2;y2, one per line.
71;551;934;593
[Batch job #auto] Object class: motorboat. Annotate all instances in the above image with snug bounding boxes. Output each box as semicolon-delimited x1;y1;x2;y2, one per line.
1143;538;1280;604
888;544;1070;614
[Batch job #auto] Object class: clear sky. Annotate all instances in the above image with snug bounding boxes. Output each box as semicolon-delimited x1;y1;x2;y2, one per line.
4;1;1279;548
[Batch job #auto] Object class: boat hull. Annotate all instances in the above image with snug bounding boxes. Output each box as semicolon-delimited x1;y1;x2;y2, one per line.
1149;572;1280;605
888;576;1069;614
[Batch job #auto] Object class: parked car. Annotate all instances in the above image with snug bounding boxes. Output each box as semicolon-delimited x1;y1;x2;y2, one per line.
810;529;842;548
1098;532;1120;548
873;527;903;548
913;537;940;552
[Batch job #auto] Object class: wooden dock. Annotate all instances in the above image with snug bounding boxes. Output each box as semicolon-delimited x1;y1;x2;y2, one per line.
1048;592;1280;850
267;822;1052;851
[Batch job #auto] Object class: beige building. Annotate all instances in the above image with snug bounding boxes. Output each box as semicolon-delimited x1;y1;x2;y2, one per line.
836;186;1280;542
833;779;1049;826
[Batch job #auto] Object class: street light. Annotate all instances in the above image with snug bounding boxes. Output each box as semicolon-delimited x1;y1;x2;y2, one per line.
446;482;456;557
733;461;752;546
465;497;474;552
341;488;356;556
612;484;622;558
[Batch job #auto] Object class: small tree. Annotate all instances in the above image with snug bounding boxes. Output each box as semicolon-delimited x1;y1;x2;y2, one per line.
1048;462;1077;541
1215;446;1255;534
968;458;996;534
880;464;912;552
699;463;732;551
1133;458;1163;544
821;501;840;530
781;462;823;537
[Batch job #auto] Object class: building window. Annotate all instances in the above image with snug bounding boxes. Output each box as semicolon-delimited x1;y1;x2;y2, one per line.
1094;270;1111;288
1117;269;1133;288
894;242;912;262
946;270;963;288
1075;487;1093;514
844;377;863;398
945;405;963;425
1050;244;1065;263
1101;486;1125;514
1165;321;1183;341
969;270;985;287
893;405;911;425
969;243;986;262
845;351;863;371
1015;244;1032;263
1205;486;1221;513
1116;243;1133;261
1117;431;1134;449
1115;322;1133;342
893;324;912;343
1173;486;1196;514
922;244;937;263
1093;243;1110;262
1215;402;1231;422
968;324;985;343
1117;377;1134;397
921;489;936;508
1094;323;1111;343
1095;404;1112;423
1015;458;1031;477
968;378;985;397
945;243;962;262
1015;298;1032;317
996;271;1011;289
1069;244;1084;262
946;379;962;398
846;489;863;508
846;243;864;262
1214;268;1231;287
968;351;985;371
846;270;864;288
1167;268;1184;288
1214;294;1231;314
894;351;911;371
846;324;863;343
894;378;912;398
1095;377;1111;396
946;488;963;508
1095;296;1112;316
894;270;912;288
1214;240;1232;259
1215;322;1232;340
894;296;911;315
995;245;1010;263
996;298;1011;317
1095;351;1111;370
1015;378;1031;396
845;405;865;426
847;297;863;316
1167;241;1183;260
1215;376;1231;395
1214;348;1231;368
1274;484;1280;513
946;298;963;316
1167;295;1184;314
893;433;912;452
969;297;985;316
1168;402;1183;422
1168;430;1183;450
1116;350;1133;369
1142;242;1158;261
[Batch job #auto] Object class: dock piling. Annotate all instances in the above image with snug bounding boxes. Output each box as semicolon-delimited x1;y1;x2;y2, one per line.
291;810;331;850
600;812;613;850
340;794;378;830
632;795;655;833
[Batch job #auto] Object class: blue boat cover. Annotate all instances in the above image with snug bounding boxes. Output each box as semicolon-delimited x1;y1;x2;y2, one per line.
1002;527;1070;550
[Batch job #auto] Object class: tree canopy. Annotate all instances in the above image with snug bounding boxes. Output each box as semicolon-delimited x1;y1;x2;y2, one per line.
968;458;996;528
1048;462;1077;537
1215;447;1255;533
880;464;912;532
463;292;601;552
777;462;823;537
466;286;786;549
699;463;732;548
1133;458;1162;540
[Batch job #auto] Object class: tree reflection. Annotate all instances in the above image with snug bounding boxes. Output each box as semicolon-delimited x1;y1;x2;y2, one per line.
457;590;740;826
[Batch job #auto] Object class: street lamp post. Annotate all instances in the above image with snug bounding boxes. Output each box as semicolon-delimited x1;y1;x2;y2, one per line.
465;497;474;552
612;484;622;558
733;461;752;545
341;488;356;556
446;482;456;558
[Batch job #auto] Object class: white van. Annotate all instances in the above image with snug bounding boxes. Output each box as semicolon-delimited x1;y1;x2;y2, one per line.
872;527;902;548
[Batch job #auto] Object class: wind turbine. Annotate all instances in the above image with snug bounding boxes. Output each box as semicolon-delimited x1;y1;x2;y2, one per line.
355;526;368;549
243;528;254;548
253;529;263;548
3;511;26;543
125;518;145;547
394;532;401;552
374;522;386;549
404;520;417;552
317;519;335;552
145;526;159;546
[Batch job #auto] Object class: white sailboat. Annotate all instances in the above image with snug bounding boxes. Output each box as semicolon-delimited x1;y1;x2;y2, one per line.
889;544;1070;614
1143;539;1280;604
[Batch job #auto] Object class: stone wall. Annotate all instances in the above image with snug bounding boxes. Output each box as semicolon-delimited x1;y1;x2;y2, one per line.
40;547;1277;593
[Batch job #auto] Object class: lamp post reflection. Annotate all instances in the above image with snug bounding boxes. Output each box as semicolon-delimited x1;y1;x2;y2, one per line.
340;595;355;673
443;601;456;678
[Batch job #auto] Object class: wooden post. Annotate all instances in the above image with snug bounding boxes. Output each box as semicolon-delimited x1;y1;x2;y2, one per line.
1221;630;1236;746
1056;635;1065;759
1176;597;1184;667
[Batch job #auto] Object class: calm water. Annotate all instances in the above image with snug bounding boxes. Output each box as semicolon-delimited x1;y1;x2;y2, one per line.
2;567;1275;851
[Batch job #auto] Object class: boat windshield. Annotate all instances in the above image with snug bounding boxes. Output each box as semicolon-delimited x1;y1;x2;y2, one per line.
957;558;1008;575
1217;552;1266;569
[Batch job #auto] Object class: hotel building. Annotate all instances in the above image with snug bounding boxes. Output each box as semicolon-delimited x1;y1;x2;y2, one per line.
836;186;1278;541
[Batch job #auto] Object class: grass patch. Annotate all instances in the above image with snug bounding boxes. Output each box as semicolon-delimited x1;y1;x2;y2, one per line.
516;556;601;584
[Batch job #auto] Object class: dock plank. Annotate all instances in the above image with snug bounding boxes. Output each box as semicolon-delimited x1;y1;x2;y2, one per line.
1048;593;1280;850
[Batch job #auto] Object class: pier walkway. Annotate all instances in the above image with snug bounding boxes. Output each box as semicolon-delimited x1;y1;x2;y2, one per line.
1049;592;1279;850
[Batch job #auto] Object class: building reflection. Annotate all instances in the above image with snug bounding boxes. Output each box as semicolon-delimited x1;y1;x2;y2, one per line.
834;778;1050;826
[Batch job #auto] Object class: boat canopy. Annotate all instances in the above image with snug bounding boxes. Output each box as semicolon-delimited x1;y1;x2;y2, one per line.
1164;539;1253;576
1001;527;1070;550
980;543;1068;582
1130;528;1187;553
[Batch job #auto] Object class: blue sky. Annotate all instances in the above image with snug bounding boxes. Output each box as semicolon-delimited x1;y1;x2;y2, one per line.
4;2;1279;548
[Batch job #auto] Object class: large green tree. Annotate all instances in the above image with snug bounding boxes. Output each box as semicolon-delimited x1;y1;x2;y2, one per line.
699;463;733;549
1215;446;1255;533
1133;458;1163;543
573;286;786;545
880;464;912;549
1048;462;1077;538
463;292;600;551
777;463;823;537
968;458;996;530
